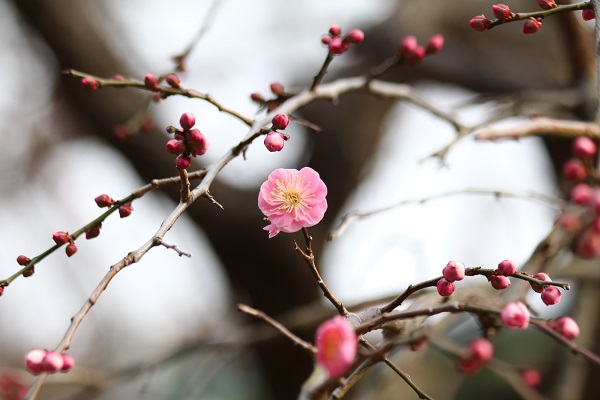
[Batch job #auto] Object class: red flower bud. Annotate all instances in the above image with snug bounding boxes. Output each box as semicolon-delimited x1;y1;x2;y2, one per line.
328;24;341;36
17;255;31;266
271;114;290;130
537;0;556;10
0;286;3;296
119;203;133;218
345;29;364;45
94;194;114;208
398;36;418;58
176;155;192;169
405;46;426;66
436;278;455;296
570;183;592;205
321;34;332;45
250;92;265;103
541;286;561;305
492;4;513;22
470;15;492;31
563;158;587;181
144;74;159;91
65;243;77;257
42;352;64;373
425;34;444;55
85;224;102;240
113;124;129;141
25;349;48;375
166;139;186;154
521;368;541;387
187;129;210;156
489;274;511;290
52;231;70;245
523;18;542;34
328;37;348;55
270;82;285;96
530;272;551;293
61;354;75;372
572;136;597;158
582;9;596;21
81;77;100;91
179;112;196;130
165;73;181;88
549;316;580;340
496;259;516;275
264;132;285;152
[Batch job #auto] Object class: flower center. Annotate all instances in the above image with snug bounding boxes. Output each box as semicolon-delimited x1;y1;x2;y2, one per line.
270;172;313;214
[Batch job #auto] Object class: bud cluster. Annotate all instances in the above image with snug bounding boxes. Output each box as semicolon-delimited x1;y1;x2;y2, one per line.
264;114;290;152
559;136;600;259
397;35;444;67
52;231;77;257
436;260;465;296
165;112;210;169
250;82;292;113
320;24;364;56
25;349;75;375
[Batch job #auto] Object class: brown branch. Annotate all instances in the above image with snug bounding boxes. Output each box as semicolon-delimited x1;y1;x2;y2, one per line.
474;117;600;141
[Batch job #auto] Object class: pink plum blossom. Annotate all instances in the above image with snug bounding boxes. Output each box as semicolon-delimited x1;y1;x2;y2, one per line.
258;167;327;238
501;301;530;330
315;316;357;378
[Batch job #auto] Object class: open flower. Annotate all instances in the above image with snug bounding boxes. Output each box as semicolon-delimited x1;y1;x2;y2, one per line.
258;167;327;238
315;316;357;378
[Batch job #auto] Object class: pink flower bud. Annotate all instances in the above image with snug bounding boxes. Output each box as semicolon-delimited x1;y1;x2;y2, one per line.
501;301;529;330
176;155;192;169
521;368;541;387
80;77;100;91
436;278;455;296
470;15;492;32
188;129;210;156
60;354;75;372
557;211;581;233
329;37;347;55
328;24;341;37
405;46;426;66
583;9;596;21
179;112;196;130
398;36;418;58
442;260;465;282
572;136;597;158
264;132;285;152
85;224;102;240
315;316;357;378
0;286;4;296
570;183;592;205
492;4;513;22
25;349;47;375
425;34;444;55
65;243;77;257
250;92;265;103
574;226;600;259
321;34;332;45
144;74;159;91
530;272;552;293
118;203;133;218
563;158;587;181
541;286;561;305
52;231;70;245
345;29;364;45
523;18;542;34
496;259;516;275
94;194;114;208
17;255;31;266
270;82;285;96
271;114;290;130
41;352;64;373
537;0;557;10
165;73;181;88
459;338;493;374
489;274;511;290
549;316;580;340
166;139;186;154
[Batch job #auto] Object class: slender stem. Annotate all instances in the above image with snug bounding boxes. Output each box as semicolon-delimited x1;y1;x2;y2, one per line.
310;54;335;91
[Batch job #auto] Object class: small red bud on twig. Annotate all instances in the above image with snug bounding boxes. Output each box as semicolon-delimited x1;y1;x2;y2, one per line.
94;194;114;208
270;82;285;96
583;9;596;21
52;231;70;245
537;0;557;10
119;203;133;218
328;24;341;36
492;4;514;22
165;73;181;88
86;224;102;240
470;15;492;31
523;18;542;34
81;77;100;91
17;255;31;266
144;74;159;91
65;243;77;257
271;114;290;130
179;112;196;130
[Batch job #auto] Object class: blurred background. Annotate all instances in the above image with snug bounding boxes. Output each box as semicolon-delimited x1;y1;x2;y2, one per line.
0;0;598;399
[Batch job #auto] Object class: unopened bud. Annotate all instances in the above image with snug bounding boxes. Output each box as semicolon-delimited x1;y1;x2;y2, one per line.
52;231;70;245
17;255;31;266
179;112;196;130
523;18;542;34
61;354;75;372
176;155;192;169
537;0;557;10
489;274;511;290
42;352;64;373
165;73;181;88
425;34;444;55
436;278;455;296
530;272;552;293
94;194;114;208
264;132;285;152
270;82;285;96
570;183;592;205
65;243;77;257
144;74;159;91
345;29;364;45
549;316;580;340
328;24;341;36
582;9;596;21
188;129;210;156
119;203;133;218
470;15;492;32
496;259;516;275
25;349;48;375
271;114;290;130
85;224;102;240
563;158;587;181
328;37;347;55
321;34;332;45
398;36;418;58
166;139;186;154
572;136;597;158
492;4;514;22
250;92;265;103
81;77;100;91
521;368;541;387
541;286;561;305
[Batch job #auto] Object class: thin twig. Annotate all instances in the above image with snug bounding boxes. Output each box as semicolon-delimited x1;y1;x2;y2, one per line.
474;117;600;141
154;238;192;258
